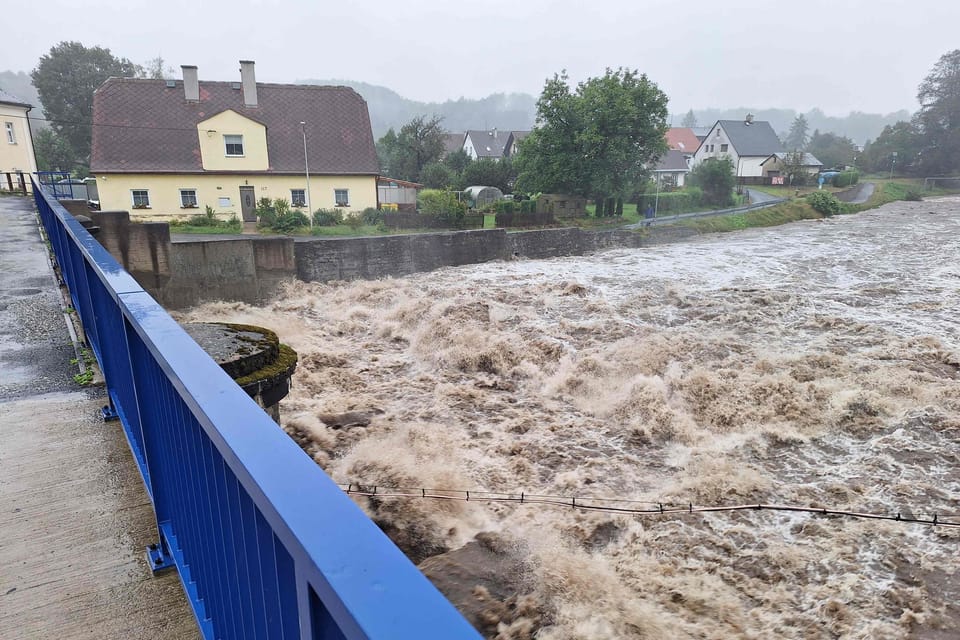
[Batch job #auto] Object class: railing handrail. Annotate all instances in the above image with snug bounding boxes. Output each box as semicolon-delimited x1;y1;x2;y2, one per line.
32;179;479;639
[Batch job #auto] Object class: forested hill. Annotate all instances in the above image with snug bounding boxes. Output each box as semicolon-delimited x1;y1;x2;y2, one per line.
298;79;536;138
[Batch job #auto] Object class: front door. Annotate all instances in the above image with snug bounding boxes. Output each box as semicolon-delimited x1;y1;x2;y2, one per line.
239;186;257;222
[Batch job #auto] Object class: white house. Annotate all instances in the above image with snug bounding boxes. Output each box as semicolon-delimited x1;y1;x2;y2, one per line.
692;115;783;178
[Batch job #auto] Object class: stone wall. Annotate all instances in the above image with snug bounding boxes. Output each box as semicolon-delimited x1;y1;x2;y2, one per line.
69;204;700;307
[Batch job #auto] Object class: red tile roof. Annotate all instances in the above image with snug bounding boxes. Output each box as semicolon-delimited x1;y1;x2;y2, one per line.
665;128;701;153
91;78;378;174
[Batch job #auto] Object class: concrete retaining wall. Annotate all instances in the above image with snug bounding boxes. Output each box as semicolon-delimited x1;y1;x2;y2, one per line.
67;204;700;308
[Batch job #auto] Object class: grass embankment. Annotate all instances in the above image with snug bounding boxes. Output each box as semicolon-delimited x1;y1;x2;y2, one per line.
679;199;823;233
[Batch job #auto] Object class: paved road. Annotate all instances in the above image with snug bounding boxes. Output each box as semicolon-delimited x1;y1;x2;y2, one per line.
836;182;876;204
746;188;782;204
0;195;198;640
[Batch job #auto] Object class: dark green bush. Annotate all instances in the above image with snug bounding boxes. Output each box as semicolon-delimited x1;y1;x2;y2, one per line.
418;189;466;222
313;208;344;226
904;189;923;201
807;191;845;216
635;188;703;214
361;207;382;225
496;200;516;214
256;198;276;227
832;171;860;188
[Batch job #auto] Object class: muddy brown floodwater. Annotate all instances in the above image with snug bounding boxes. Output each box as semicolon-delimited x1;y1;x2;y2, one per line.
182;197;960;639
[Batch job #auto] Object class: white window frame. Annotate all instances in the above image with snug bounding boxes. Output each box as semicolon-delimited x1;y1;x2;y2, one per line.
4;122;15;144
290;189;306;207
131;189;150;208
334;189;349;207
180;188;198;208
224;134;244;157
218;196;232;207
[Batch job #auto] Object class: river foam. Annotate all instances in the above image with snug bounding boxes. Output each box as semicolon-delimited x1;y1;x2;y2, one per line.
181;196;960;639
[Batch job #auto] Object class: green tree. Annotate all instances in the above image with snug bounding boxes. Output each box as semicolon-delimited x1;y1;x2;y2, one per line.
31;42;141;169
688;156;736;206
376;128;398;174
681;109;698;128
784;114;809;150
916;49;960;174
462;157;516;192
516;68;669;209
443;149;471;174
143;55;175;79
779;150;811;186
861;121;923;174
33;128;79;173
806;130;858;170
420;161;455;189
376;115;446;182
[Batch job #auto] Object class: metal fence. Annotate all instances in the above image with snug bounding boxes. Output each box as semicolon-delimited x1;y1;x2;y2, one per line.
32;179;479;640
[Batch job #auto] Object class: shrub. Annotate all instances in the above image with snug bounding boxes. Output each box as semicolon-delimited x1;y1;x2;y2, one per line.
361;207;382;225
256;197;277;228
832;170;860;188
188;205;220;226
418;189;466;222
688;156;736;206
904;189;923;201
272;209;309;233
635;188;703;214
313;208;344;226
807;191;845;216
496;200;516;214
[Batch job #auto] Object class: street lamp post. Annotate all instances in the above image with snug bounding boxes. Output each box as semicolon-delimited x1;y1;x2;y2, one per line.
890;151;897;180
301;121;312;227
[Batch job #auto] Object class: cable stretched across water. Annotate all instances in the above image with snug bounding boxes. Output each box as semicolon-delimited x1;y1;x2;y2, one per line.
339;484;960;529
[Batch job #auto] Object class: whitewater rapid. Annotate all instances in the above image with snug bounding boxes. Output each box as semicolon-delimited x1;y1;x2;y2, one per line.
183;196;960;639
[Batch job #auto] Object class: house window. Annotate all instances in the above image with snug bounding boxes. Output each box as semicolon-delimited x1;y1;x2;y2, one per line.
720;144;728;152
180;189;198;208
224;134;244;156
131;189;150;208
4;122;15;144
334;189;349;207
291;189;306;207
218;196;232;207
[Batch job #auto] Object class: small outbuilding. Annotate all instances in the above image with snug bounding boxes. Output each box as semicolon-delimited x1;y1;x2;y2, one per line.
465;185;503;208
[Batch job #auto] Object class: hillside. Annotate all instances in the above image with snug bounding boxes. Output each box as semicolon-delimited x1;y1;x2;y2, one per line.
298;79;536;138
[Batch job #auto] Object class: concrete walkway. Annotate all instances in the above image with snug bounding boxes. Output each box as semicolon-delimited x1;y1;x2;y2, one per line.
0;195;198;639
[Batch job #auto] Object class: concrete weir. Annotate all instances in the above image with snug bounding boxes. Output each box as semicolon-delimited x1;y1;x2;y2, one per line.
183;322;298;422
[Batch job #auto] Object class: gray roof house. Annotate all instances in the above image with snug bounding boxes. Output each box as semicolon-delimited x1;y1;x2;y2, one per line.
441;132;465;157
692;115;784;177
652;149;691;186
760;152;823;178
462;129;510;160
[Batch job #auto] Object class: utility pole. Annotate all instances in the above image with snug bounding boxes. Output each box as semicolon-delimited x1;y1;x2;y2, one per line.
301;121;312;227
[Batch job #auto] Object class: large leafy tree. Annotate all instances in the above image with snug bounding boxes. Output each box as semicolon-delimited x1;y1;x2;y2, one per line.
516;68;669;208
806;130;858;170
376;115;446;182
688;156;736;206
31;42;141;169
783;114;810;151
861;121;923;174
462;157;516;192
916;49;960;174
33;128;81;173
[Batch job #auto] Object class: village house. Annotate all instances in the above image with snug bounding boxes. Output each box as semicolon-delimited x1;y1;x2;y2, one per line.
691;115;784;177
653;149;691;187
760;152;823;181
461;129;530;160
665;127;700;156
0;88;38;179
90;61;379;221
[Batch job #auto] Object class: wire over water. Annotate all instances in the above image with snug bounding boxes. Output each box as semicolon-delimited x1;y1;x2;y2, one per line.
339;484;960;529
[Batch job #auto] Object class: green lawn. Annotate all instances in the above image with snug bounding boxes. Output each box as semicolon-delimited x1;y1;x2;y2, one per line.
169;223;242;234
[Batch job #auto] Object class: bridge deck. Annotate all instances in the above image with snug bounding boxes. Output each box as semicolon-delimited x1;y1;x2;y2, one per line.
0;196;198;639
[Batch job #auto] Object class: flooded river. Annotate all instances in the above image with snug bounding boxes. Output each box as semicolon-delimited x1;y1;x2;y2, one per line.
184;197;960;639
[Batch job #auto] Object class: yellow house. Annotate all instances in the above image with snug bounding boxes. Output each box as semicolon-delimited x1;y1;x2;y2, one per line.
90;61;379;221
0;88;38;177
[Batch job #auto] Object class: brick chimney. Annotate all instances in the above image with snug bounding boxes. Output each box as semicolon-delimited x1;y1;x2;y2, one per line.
181;65;199;102
239;60;258;107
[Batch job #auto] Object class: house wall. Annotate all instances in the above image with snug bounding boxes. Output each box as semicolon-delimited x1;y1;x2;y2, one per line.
462;134;477;160
0;103;37;174
739;157;766;177
94;173;378;220
693;123;737;170
196;110;269;171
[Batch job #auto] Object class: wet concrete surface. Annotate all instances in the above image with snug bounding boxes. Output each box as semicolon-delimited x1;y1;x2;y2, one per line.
0;195;198;639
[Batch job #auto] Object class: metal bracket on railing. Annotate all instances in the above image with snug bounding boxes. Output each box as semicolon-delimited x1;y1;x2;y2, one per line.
146;542;175;574
101;404;119;422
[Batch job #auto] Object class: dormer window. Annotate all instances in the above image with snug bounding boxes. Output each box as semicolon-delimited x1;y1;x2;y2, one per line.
224;134;244;156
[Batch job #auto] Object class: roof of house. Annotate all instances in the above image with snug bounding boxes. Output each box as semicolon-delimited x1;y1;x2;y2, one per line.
0;88;31;108
665;128;700;153
441;132;465;156
654;149;691;172
91;78;378;174
716;119;784;157
762;152;823;167
465;130;511;158
690;126;711;140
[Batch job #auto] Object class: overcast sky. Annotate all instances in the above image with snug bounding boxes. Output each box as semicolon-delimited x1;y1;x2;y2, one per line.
4;0;958;115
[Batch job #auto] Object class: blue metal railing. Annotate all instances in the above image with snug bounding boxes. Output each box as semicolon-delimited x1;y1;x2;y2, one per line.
32;180;480;640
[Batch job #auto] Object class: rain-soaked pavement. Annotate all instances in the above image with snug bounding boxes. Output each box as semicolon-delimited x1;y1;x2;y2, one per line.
0;195;198;639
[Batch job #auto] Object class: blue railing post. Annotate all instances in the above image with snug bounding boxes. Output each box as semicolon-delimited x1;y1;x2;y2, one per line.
31;179;480;640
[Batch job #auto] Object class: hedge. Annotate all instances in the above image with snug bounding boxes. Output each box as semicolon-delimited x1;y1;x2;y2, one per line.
635;188;703;214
